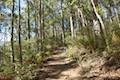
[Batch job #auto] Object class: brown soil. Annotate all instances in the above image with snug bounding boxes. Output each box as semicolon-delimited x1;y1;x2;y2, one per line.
34;47;120;80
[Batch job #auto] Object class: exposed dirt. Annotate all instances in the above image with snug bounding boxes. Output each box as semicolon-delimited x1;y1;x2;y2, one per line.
34;47;120;80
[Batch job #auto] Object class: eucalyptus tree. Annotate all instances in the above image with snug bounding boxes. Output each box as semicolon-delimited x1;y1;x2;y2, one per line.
27;0;31;40
61;0;65;44
91;0;110;51
18;0;22;64
11;0;15;63
37;0;43;51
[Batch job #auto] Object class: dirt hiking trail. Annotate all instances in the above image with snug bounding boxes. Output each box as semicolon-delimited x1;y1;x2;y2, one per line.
35;47;120;80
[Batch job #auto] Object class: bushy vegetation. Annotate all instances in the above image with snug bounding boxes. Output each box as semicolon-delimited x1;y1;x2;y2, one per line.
66;20;120;61
0;38;62;79
0;0;120;79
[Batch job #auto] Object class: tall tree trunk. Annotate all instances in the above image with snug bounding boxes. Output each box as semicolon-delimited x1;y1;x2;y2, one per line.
18;0;22;64
91;0;110;51
54;25;57;39
42;2;45;39
70;12;74;38
38;0;43;51
27;0;31;50
34;0;39;52
11;0;15;63
75;11;79;35
41;1;45;51
27;0;31;40
77;8;85;28
61;0;65;44
34;0;37;37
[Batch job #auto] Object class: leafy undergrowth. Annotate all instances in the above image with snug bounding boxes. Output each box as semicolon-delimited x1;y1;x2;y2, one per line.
19;46;120;80
0;45;120;80
0;39;64;80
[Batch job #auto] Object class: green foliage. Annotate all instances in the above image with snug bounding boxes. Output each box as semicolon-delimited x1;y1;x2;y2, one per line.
1;0;120;79
105;20;120;49
66;46;79;58
96;5;104;16
65;28;95;50
0;64;15;76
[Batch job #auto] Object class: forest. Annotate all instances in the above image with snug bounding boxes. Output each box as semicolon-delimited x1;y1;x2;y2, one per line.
0;0;120;80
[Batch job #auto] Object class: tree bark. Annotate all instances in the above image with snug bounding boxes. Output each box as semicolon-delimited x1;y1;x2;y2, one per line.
27;0;31;40
18;0;22;64
61;0;65;44
11;0;15;63
70;13;74;38
77;8;85;28
91;0;110;51
42;2;45;39
38;0;43;51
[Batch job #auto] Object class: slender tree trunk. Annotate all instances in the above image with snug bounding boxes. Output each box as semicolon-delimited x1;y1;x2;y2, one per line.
38;0;43;51
54;25;57;39
34;0;39;52
91;0;110;51
27;0;31;50
70;13;74;38
61;0;65;44
37;0;41;51
34;0;37;37
27;0;31;40
77;8;85;27
41;1;45;51
11;0;15;63
18;0;22;64
53;24;55;38
42;2;45;39
75;11;79;35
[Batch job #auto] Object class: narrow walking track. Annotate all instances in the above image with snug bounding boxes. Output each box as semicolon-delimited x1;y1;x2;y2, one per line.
35;47;120;80
36;47;81;80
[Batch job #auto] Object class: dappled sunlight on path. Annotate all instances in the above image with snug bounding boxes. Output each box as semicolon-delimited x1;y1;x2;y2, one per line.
34;47;120;80
35;48;81;80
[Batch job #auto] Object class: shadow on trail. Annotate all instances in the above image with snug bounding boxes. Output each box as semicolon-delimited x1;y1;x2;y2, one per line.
32;47;79;80
35;60;78;80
